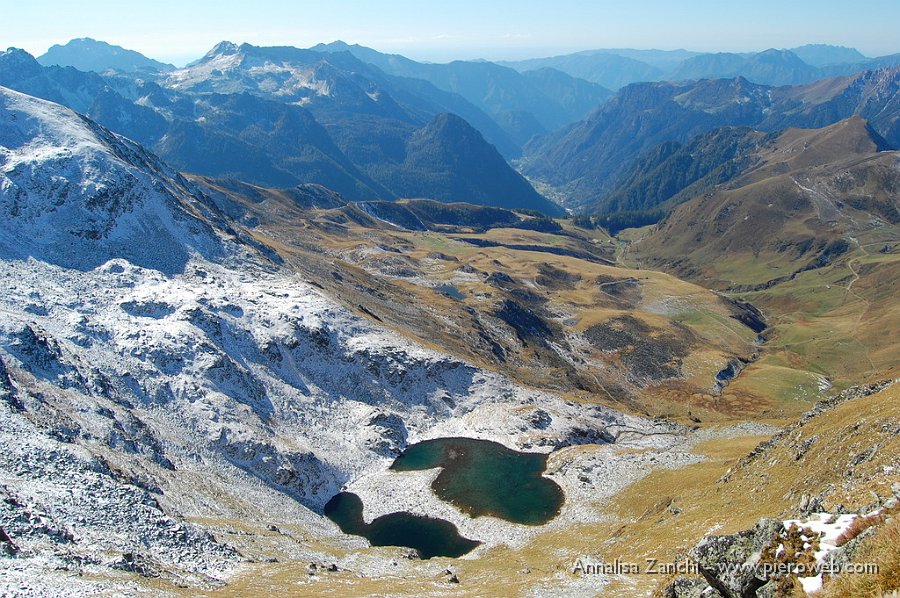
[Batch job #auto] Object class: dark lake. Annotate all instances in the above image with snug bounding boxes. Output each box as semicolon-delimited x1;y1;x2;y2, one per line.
323;492;480;559
391;437;564;525
436;283;465;300
323;437;563;558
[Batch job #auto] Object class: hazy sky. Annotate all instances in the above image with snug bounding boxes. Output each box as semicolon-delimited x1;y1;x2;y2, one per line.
5;0;899;66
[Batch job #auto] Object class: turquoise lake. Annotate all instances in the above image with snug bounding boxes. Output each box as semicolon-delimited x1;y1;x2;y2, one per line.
391;437;564;526
324;437;564;558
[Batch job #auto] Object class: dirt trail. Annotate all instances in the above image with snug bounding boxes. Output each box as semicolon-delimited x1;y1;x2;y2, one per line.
843;242;877;377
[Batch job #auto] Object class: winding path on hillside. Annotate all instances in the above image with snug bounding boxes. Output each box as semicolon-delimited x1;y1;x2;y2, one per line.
841;240;892;380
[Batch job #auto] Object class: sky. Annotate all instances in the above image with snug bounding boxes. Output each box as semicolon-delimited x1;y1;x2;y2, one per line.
4;0;899;66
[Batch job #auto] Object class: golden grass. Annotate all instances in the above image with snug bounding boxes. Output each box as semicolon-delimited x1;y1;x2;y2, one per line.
267;210;767;416
615;382;899;596
819;518;900;598
835;509;892;548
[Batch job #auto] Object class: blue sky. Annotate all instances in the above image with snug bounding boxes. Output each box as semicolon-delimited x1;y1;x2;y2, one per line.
5;0;899;65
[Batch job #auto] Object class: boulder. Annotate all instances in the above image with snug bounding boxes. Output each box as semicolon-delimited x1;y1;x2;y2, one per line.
690;518;782;598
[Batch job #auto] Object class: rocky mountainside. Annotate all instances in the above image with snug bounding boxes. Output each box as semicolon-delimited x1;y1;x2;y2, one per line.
197;170;770;413
37;38;175;74
0;48;168;147
0;86;683;594
662;380;899;598
0;86;235;272
523;66;900;210
781;66;900;142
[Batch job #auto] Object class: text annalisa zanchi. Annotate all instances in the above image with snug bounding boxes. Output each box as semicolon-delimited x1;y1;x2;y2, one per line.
571;557;879;576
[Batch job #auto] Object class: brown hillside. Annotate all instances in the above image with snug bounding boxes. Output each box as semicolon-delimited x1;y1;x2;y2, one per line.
632;117;900;392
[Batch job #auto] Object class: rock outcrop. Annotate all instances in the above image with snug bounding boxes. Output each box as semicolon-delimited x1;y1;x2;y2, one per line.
689;519;782;598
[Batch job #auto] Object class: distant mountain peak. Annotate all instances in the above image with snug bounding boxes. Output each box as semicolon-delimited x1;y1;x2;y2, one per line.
64;37;104;46
757;48;793;56
790;44;868;67
201;40;241;60
399;112;564;215
2;47;37;61
412;112;501;155
37;38;174;73
425;111;470;132
318;40;356;51
0;48;44;81
753;48;809;66
1;47;38;64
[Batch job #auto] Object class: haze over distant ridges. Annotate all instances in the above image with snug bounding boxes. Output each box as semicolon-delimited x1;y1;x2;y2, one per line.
6;0;900;64
310;41;612;146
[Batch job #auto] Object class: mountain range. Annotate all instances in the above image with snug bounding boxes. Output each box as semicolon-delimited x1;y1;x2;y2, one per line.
20;38;900;220
500;44;900;90
311;41;612;146
636;116;899;287
1;43;561;214
1;32;899;597
523;66;900;212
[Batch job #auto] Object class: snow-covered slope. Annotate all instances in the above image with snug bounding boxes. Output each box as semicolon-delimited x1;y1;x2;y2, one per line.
0;86;239;273
168;42;333;102
0;88;681;594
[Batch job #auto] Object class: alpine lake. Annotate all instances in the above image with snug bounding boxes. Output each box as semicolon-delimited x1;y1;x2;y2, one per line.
324;437;564;558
